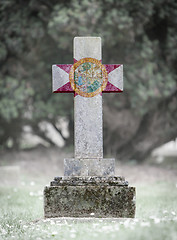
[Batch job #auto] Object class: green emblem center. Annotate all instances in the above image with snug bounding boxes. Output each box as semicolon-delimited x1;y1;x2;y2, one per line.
74;62;103;93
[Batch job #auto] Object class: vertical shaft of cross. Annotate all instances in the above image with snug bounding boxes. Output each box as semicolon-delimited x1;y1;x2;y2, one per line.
74;37;103;160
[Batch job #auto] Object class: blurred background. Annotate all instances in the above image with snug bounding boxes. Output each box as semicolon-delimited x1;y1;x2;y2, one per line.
0;0;177;164
1;3;177;238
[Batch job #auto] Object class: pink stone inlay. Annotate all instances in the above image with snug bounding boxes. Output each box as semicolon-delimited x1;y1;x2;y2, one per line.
53;82;74;93
56;64;72;74
103;81;122;93
104;64;121;74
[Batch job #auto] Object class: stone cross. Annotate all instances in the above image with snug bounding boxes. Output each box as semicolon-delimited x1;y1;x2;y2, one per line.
52;37;123;176
44;37;135;219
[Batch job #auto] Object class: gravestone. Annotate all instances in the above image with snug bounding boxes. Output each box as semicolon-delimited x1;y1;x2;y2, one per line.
44;37;136;218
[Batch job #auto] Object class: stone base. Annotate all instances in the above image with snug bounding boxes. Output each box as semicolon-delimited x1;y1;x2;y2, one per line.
64;158;115;176
44;177;136;218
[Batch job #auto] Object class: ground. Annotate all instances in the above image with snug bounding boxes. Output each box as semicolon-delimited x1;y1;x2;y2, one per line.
0;147;177;239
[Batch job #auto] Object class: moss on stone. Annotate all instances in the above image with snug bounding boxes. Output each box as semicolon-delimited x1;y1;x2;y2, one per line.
44;182;136;218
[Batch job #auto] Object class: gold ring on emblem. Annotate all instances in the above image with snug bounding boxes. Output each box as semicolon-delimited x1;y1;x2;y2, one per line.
69;57;108;97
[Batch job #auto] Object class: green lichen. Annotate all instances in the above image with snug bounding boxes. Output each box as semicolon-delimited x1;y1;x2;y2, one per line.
44;184;136;218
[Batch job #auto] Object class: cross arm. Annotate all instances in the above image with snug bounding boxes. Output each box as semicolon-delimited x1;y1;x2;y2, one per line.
52;63;123;94
52;64;74;93
103;64;123;93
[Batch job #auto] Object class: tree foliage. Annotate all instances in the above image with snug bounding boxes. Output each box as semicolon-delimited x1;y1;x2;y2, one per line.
0;0;176;160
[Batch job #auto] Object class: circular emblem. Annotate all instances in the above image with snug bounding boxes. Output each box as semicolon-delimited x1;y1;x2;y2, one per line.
69;58;108;97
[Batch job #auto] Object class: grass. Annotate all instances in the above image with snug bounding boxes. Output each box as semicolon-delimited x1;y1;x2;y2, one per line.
0;178;177;240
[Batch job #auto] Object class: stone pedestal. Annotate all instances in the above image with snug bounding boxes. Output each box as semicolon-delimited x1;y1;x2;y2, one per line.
44;177;136;218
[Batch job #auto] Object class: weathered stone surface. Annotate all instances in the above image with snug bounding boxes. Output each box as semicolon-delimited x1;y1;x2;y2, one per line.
51;176;128;186
64;158;115;176
74;37;103;160
44;182;136;218
46;37;136;219
74;94;103;159
40;217;135;224
74;37;101;61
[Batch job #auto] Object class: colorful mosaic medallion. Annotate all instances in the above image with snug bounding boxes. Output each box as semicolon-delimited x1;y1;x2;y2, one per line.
69;58;108;97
